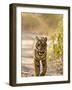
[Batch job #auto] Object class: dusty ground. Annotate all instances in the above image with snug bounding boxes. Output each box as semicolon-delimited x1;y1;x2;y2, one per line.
21;58;63;77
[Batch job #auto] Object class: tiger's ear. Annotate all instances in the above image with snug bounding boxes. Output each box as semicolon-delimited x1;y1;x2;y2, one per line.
45;37;47;42
36;36;39;40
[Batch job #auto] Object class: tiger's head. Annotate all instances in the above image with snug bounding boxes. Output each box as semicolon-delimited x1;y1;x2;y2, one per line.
35;36;47;51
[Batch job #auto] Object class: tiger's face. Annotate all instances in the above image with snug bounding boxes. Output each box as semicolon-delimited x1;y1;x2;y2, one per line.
35;36;47;52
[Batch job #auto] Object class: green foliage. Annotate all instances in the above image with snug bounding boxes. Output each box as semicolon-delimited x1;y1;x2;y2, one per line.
51;29;63;59
47;15;63;61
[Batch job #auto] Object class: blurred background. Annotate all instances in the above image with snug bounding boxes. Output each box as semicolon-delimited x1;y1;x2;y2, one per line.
21;13;63;77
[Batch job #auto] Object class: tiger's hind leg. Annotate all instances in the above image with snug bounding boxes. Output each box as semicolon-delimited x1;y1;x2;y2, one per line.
40;60;47;76
34;59;40;76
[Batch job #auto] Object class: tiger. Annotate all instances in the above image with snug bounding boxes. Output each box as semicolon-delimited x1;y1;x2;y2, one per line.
34;36;47;76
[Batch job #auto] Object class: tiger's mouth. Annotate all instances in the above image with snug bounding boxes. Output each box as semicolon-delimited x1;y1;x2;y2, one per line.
38;51;44;56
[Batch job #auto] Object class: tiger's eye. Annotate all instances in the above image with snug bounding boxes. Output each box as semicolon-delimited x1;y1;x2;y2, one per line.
38;43;40;46
38;41;41;44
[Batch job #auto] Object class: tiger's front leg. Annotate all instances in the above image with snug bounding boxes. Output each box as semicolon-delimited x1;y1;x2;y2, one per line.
40;59;47;76
34;59;40;76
